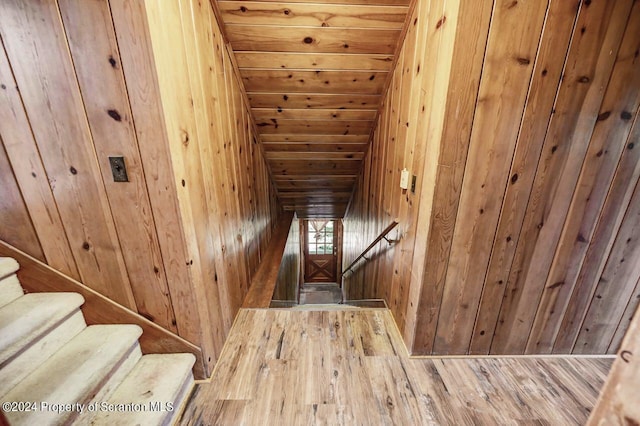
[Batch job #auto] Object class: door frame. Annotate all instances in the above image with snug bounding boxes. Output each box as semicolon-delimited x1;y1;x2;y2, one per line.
301;219;343;286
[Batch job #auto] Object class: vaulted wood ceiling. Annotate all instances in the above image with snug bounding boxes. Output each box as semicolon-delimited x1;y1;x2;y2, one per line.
215;0;412;218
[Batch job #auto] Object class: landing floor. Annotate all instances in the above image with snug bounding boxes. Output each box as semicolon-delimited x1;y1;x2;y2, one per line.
179;308;612;425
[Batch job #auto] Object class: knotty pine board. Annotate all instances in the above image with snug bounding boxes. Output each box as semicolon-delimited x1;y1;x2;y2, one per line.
242;70;387;94
252;108;376;121
0;43;78;279
227;25;400;54
0;144;44;262
248;93;381;110
236;52;394;71
219;2;407;29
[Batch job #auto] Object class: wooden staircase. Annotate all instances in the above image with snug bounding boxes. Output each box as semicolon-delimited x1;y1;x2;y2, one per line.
0;257;195;425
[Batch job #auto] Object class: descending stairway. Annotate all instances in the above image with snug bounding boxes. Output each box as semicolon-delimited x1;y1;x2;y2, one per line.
0;257;195;426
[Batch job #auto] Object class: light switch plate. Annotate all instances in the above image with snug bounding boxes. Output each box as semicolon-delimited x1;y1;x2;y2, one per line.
109;156;129;182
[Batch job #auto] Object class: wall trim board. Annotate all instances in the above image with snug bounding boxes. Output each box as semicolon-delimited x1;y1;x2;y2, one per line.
243;212;295;308
0;240;207;380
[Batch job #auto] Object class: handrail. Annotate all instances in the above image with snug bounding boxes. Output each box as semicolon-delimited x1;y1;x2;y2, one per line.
342;221;399;275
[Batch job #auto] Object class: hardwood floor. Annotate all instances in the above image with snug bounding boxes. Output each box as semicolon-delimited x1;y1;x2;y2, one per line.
179;308;612;425
299;283;343;305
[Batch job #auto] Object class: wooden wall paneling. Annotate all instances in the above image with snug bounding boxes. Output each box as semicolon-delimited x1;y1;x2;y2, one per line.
573;179;640;354
226;26;400;54
527;6;640;354
491;0;633;354
224;63;251;301
553;113;640;353
387;3;422;332
59;0;177;333
608;275;640;353
432;0;548;355
219;2;407;29
402;0;462;349
0;0;136;309
411;0;493;354
245;113;261;277
235;77;258;281
0;42;78;278
110;0;202;347
144;0;224;368
469;0;580;355
248;94;381;110
182;0;238;333
0;142;44;261
236;52;394;71
587;302;640;425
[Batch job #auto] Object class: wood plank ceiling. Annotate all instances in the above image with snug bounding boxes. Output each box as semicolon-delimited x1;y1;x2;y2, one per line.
216;0;412;218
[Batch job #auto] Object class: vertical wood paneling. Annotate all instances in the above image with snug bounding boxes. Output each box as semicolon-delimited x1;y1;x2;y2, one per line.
0;42;78;278
0;0;136;309
528;6;640;354
58;0;177;332
432;0;549;354
0;0;277;376
410;0;493;353
491;0;633;354
573;179;640;354
343;0;464;348
469;0;579;355
344;0;640;356
0;143;44;261
110;0;202;347
145;0;227;361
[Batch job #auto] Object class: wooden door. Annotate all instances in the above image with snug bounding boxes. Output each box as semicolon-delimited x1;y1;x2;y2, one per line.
304;220;338;283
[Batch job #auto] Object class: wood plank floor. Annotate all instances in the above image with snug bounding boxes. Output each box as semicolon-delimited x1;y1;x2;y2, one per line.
179;308;612;425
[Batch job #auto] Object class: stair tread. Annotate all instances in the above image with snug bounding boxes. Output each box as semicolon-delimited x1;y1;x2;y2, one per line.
88;354;196;425
0;257;19;280
0;274;24;308
0;292;84;365
3;324;142;425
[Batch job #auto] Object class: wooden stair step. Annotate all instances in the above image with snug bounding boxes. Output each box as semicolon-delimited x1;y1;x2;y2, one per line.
0;274;24;309
86;353;196;426
0;257;19;280
3;324;143;425
0;293;85;366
